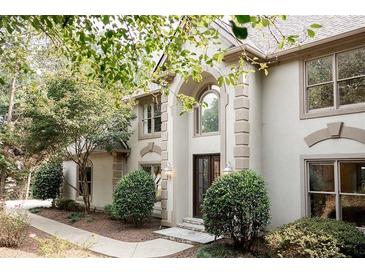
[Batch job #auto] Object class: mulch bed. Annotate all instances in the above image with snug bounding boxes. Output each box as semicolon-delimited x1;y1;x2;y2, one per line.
37;208;161;242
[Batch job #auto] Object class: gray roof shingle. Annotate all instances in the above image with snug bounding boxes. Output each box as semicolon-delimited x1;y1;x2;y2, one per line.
220;15;365;55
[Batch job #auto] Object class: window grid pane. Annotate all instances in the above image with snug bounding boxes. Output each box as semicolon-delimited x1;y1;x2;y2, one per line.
305;47;365;112
307;160;365;227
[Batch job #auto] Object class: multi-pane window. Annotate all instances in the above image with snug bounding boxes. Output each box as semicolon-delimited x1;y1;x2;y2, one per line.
305;47;365;111
142;99;161;135
194;85;220;135
307;160;365;227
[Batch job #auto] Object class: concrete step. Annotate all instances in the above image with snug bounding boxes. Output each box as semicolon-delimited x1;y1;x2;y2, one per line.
154;227;215;244
182;217;204;226
177;222;206;232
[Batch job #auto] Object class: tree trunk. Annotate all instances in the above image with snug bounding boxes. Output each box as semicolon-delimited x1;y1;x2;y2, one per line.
6;76;16;123
25;171;32;200
0;173;6;200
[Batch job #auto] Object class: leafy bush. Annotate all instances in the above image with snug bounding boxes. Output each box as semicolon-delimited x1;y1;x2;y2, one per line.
197;243;237;258
0;211;30;247
104;204;119;220
112;170;155;227
32;161;63;200
55;198;84;212
266;218;365;258
202;170;270;249
67;212;84;224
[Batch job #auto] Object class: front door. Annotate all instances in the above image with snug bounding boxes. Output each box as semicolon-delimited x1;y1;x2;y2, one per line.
193;154;220;218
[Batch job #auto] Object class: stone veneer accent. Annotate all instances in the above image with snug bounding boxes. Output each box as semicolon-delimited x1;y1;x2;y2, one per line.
234;86;250;170
112;152;124;190
160;94;169;221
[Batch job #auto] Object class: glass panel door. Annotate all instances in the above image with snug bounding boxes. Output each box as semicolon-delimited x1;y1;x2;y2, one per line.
193;154;220;217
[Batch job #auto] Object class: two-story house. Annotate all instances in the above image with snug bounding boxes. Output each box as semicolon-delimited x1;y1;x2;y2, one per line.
63;15;365;230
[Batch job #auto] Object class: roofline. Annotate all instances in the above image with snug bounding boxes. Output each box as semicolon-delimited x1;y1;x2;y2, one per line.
224;26;365;63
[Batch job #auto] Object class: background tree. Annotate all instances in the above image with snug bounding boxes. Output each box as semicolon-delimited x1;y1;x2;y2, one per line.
20;72;135;212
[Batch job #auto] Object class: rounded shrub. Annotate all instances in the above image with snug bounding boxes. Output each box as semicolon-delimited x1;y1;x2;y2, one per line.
202;169;270;249
112;170;155;227
266;218;365;258
32;161;63;200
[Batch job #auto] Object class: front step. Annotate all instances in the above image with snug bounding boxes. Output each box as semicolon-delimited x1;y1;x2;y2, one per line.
177;222;205;232
182;217;204;226
154;227;216;244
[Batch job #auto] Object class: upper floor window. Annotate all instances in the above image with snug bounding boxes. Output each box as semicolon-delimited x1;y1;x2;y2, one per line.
139;96;161;139
303;46;365;118
194;85;220;135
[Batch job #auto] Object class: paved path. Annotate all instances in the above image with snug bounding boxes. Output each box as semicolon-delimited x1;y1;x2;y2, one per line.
5;200;193;258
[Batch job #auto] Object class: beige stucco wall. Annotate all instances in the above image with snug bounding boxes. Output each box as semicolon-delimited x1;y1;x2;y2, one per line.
261;60;365;228
62;152;114;209
126;104;161;172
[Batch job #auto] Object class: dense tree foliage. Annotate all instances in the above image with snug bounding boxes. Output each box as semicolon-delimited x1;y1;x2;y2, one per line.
20;73;135;212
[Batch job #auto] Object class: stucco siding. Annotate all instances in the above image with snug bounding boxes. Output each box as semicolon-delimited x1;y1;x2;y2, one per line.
261;60;365;228
89;152;114;208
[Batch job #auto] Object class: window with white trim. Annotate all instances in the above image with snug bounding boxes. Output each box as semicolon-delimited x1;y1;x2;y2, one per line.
194;85;220;135
307;160;365;227
141;97;161;136
304;47;365;112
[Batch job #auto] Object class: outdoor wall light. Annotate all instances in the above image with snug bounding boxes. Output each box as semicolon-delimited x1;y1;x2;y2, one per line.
223;162;233;175
164;162;173;179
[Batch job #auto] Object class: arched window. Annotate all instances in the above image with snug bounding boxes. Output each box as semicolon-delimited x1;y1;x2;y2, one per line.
195;85;220;135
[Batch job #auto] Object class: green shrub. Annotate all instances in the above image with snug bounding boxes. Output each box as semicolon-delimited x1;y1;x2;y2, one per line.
288;218;365;257
32;161;63;200
112;170;155;227
0;211;30;247
104;204;119;220
266;218;365;258
67;212;84;224
197;243;237;258
202;170;270;250
55;198;84;212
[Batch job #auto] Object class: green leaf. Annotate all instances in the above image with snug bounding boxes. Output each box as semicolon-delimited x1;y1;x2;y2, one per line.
307;29;316;38
310;23;322;29
230;21;248;40
235;15;251;24
0;77;5;85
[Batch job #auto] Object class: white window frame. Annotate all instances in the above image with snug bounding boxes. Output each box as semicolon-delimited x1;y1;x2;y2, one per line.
301;46;365;119
138;96;161;140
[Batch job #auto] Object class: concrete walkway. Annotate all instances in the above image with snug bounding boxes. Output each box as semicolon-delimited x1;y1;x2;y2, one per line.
4;200;193;258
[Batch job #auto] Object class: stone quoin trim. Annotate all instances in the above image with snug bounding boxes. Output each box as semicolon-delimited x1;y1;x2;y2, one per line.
304;122;365;147
233;84;250;170
139;142;162;157
112;152;125;190
160;94;169;222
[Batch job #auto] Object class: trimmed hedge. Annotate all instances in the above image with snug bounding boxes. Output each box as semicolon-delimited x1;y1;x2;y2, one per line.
32;161;62;200
266;218;365;258
112;170;155;227
202;170;270;250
